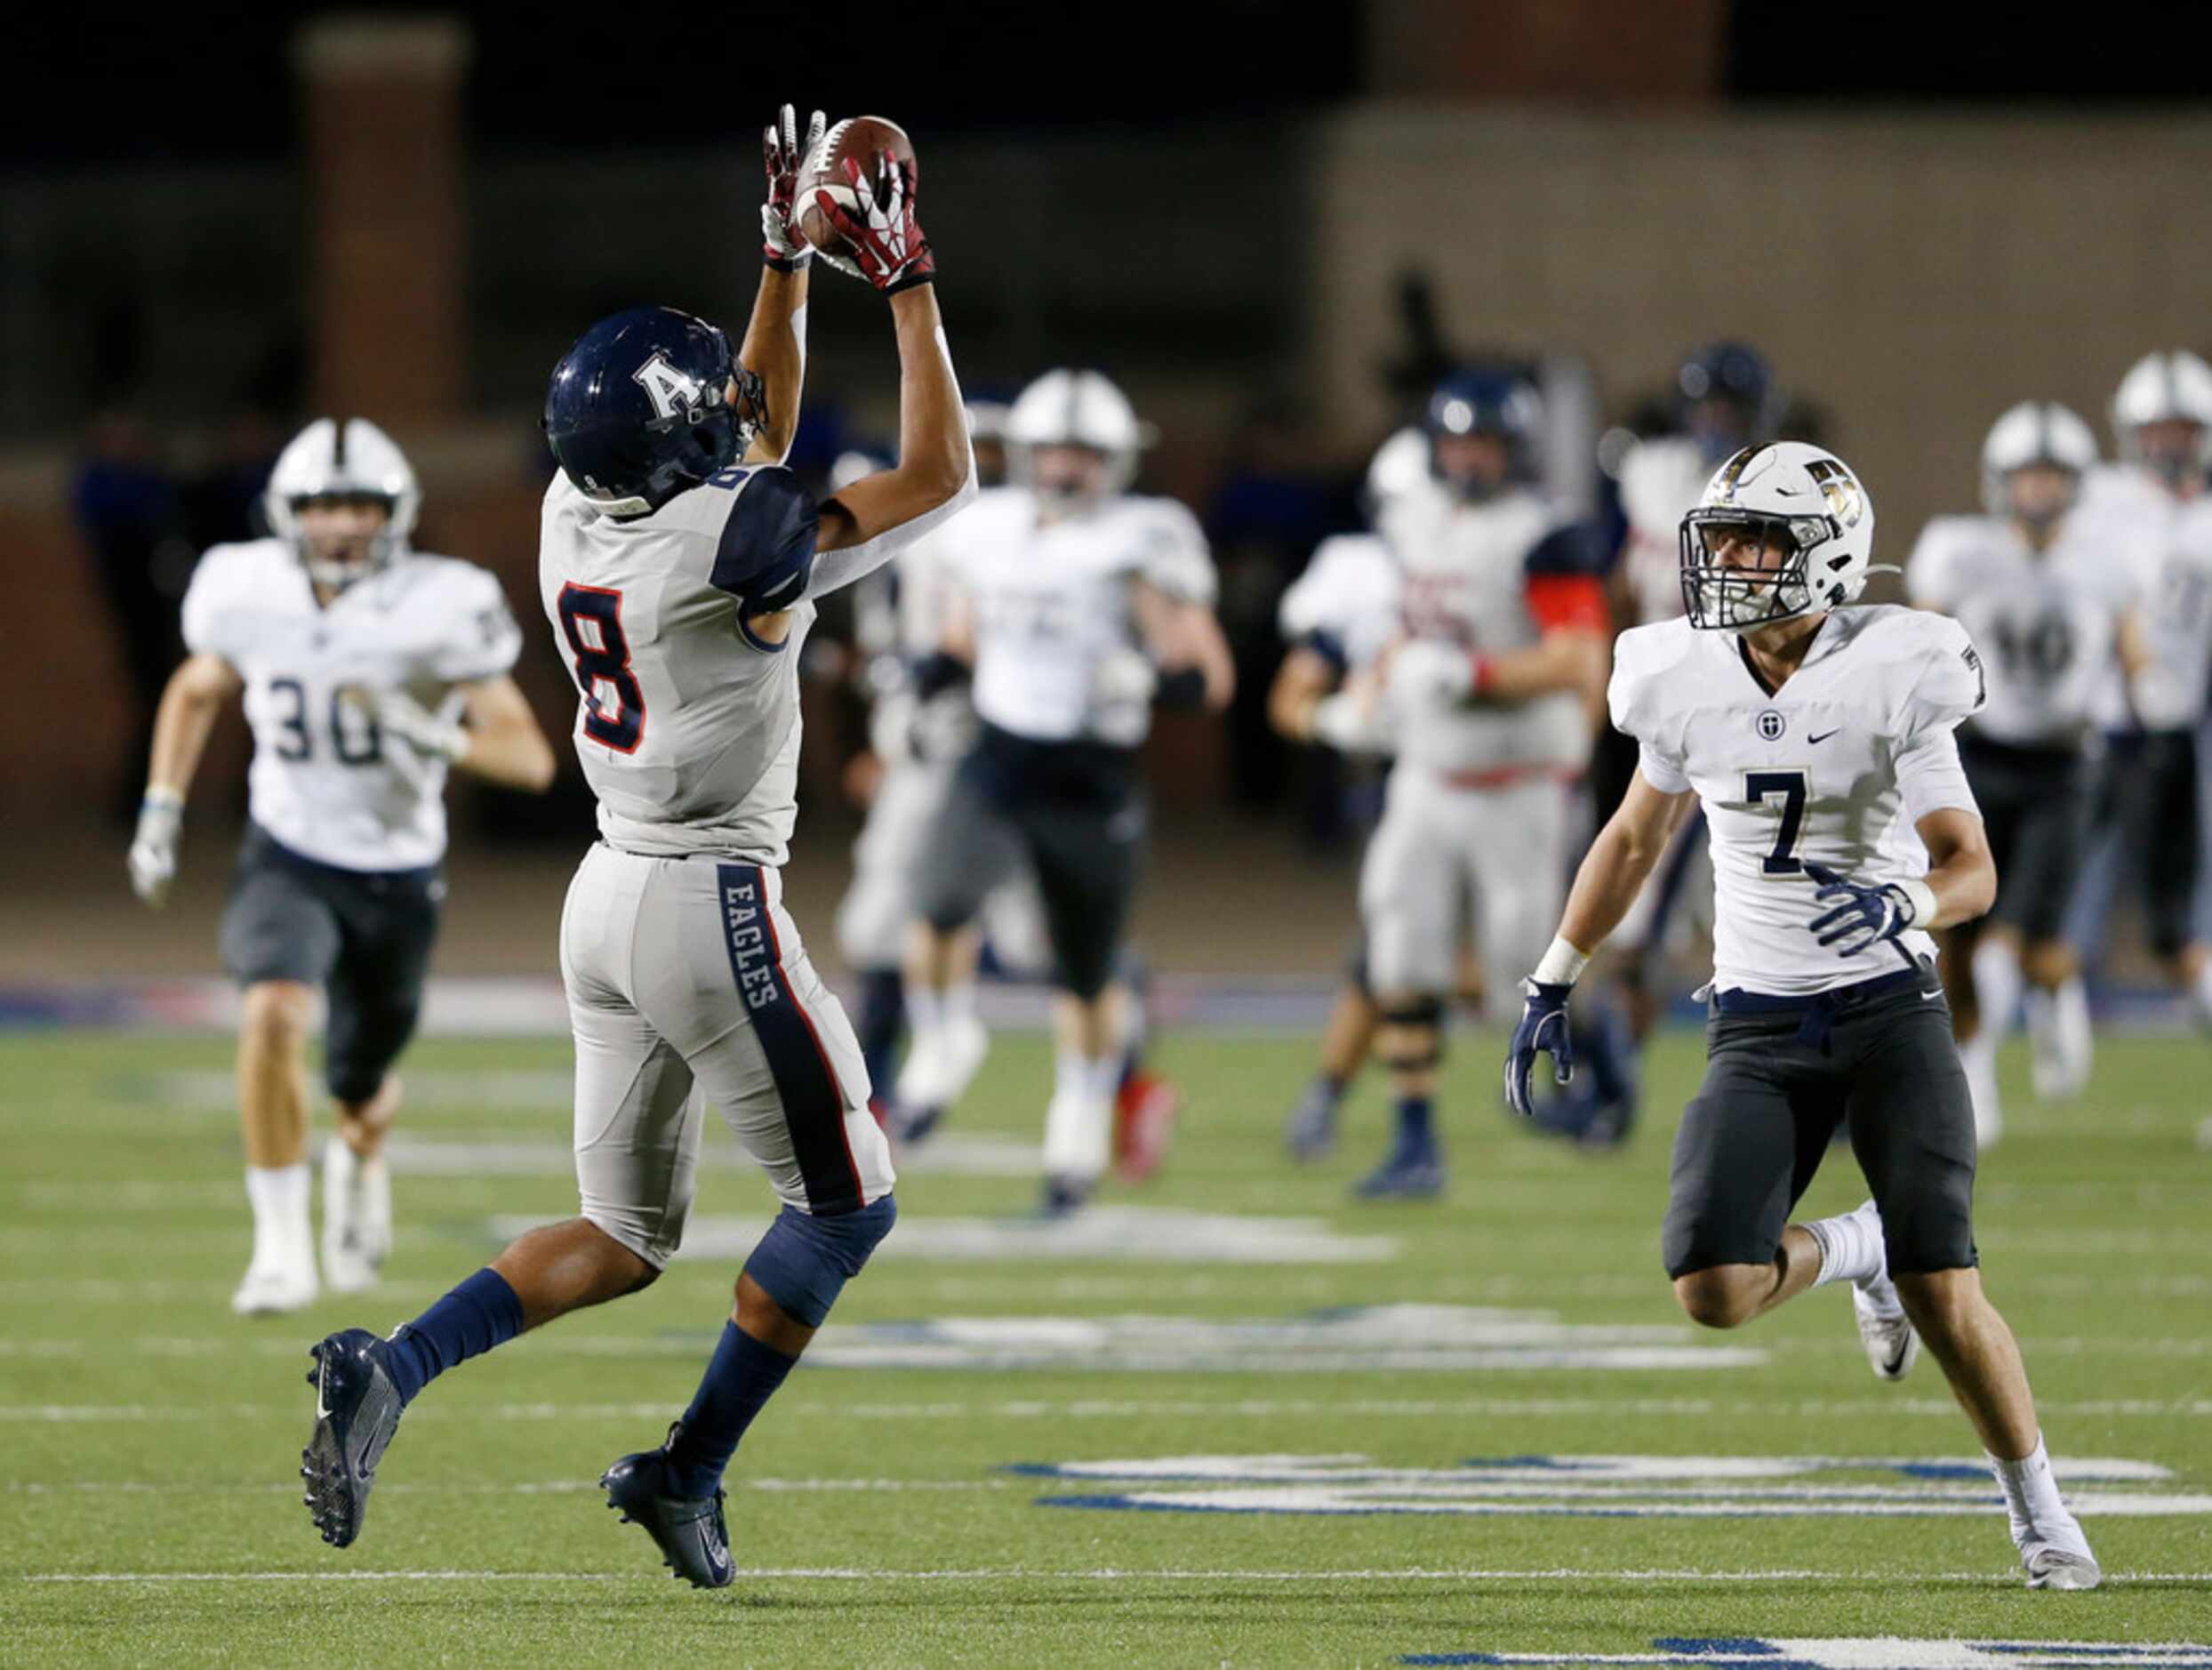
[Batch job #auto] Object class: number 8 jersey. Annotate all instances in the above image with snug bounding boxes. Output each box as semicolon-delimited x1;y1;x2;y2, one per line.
180;538;523;871
538;464;820;864
1608;605;1985;997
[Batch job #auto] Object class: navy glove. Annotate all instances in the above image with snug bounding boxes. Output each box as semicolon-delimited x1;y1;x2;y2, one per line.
1802;861;1923;958
1503;978;1575;1117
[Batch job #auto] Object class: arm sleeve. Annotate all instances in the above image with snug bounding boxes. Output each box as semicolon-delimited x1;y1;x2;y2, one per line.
1896;726;1979;821
711;467;821;615
1523;521;1610;634
430;571;525;683
805;457;979;600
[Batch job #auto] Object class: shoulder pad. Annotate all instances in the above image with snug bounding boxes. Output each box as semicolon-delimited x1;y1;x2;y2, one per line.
1847;605;1985;738
1606;617;1697;741
710;467;820;614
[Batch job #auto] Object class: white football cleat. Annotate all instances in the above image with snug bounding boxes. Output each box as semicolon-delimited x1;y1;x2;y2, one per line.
2026;983;2092;1102
231;1258;318;1317
322;1143;391;1295
2024;1546;2102;1590
1852;1278;1919;1381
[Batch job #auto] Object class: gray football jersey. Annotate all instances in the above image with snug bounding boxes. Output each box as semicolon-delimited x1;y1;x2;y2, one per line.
539;463;820;864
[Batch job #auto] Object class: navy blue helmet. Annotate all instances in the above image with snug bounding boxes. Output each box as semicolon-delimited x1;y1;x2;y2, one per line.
543;306;769;517
1677;341;1776;455
1423;366;1543;498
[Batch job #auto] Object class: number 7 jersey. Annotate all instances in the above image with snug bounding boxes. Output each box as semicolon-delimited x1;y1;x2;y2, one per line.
1608;605;1985;997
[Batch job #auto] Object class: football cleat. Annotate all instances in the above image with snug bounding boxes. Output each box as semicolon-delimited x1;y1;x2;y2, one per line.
234;1259;318;1317
894;1015;988;1114
1112;1073;1179;1183
600;1429;734;1590
1350;1136;1445;1200
2024;1544;2102;1591
1851;1278;1920;1381
301;1328;405;1547
1281;1077;1342;1163
1038;1174;1094;1219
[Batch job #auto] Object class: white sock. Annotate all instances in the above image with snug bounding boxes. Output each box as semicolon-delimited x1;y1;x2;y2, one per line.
246;1163;312;1268
1804;1202;1885;1290
1043;1050;1113;1180
360;1152;391;1245
906;984;944;1040
1988;1436;2087;1550
943;980;978;1031
1971;937;2024;1048
2053;974;2092;1080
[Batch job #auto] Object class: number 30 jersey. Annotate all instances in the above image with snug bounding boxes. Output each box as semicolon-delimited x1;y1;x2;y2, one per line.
537;465;820;865
1609;606;1985;997
181;539;523;871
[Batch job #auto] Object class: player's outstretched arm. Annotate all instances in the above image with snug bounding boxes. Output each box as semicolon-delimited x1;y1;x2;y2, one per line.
129;652;243;906
1504;767;1692;1113
347;677;557;793
812;281;974;580
741;105;822;467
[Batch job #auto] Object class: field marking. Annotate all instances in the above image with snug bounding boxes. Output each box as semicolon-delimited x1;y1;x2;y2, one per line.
4;1478;1004;1496
23;1567;2212;1586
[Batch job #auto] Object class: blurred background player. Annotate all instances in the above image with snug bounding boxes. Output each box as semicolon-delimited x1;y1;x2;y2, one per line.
831;403;1052;1110
1594;341;1779;1045
1271;428;1416;1160
901;368;1233;1214
1909;402;2151;1145
126;416;555;1313
2068;350;2212;1028
1349;367;1612;1197
301;123;977;1578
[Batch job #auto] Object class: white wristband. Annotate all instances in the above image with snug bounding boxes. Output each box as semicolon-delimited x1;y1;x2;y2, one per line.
1532;935;1590;987
1895;878;1937;929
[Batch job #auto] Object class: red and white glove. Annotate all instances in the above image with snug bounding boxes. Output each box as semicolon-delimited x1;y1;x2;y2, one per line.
814;152;935;294
761;103;825;272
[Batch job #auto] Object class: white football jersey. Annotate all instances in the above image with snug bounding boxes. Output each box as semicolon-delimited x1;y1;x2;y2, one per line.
538;463;821;865
1611;606;1985;997
962;486;1217;747
180;540;522;871
1905;511;2134;747
2078;464;2212;729
1376;476;1591;776
851;517;982;763
1615;434;1711;627
1278;532;1400;673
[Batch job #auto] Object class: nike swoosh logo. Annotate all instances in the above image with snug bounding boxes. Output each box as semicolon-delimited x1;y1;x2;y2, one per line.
317;1364;332;1423
1807;729;1840;744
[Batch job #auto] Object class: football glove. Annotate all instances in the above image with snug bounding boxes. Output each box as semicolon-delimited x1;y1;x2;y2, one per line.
127;788;183;908
1385;639;1477;713
1503;978;1575;1118
344;686;469;765
1802;861;1929;958
1092;646;1158;707
814;152;935;293
761;103;826;270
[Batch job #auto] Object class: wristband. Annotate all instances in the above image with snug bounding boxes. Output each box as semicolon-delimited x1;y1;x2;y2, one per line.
764;249;810;273
142;786;184;813
883;267;936;297
1532;934;1590;986
1153;666;1208;711
1893;878;1937;929
1470;654;1496;696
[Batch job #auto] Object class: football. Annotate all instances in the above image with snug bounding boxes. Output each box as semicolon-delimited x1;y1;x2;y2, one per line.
796;116;917;261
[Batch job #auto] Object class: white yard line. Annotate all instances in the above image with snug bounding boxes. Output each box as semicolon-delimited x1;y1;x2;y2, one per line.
21;1566;2212;1585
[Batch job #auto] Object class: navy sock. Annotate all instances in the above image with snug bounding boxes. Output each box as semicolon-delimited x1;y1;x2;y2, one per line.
383;1267;525;1405
854;967;906;1097
664;1322;798;1498
1394;1095;1434;1146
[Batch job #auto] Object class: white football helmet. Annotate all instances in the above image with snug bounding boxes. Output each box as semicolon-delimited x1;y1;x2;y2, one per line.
264;416;421;589
1678;441;1878;633
2112;349;2212;485
1979;401;2096;519
1006;368;1151;504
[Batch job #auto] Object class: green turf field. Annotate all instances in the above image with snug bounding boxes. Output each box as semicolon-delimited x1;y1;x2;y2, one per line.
1;1025;2206;1666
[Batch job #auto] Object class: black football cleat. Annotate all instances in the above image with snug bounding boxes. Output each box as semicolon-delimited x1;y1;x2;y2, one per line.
301;1328;405;1548
600;1426;734;1590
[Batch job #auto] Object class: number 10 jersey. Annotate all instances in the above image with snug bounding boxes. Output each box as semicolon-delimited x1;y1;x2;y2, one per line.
1608;605;1985;997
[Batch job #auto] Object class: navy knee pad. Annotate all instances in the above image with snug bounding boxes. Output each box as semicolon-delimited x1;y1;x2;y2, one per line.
741;1194;897;1328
